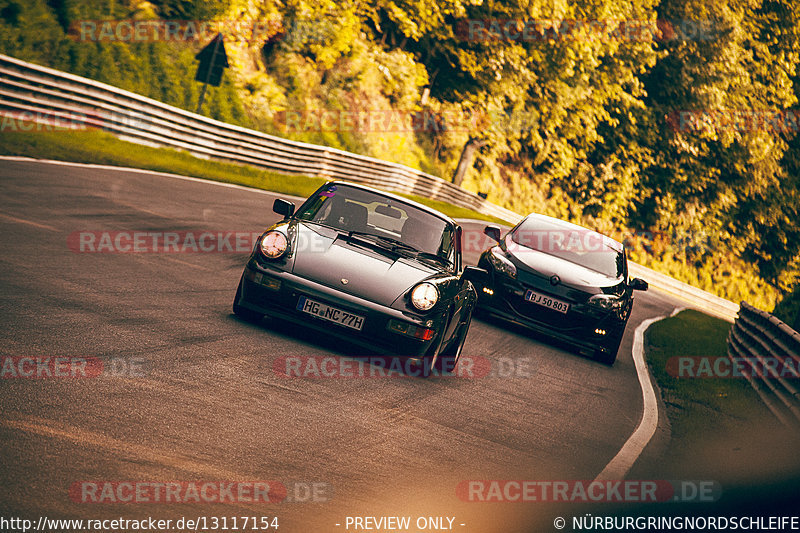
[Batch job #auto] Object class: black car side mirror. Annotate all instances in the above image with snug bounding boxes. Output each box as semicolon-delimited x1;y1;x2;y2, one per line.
629;277;648;291
484;225;502;243
461;266;489;286
273;198;295;218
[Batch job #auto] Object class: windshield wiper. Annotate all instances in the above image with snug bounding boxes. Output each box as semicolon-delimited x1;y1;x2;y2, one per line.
343;230;405;254
373;235;418;253
344;232;450;266
413;251;451;267
346;231;417;253
346;230;381;240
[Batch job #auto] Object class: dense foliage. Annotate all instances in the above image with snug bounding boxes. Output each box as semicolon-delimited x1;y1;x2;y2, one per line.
1;0;798;313
0;0;248;124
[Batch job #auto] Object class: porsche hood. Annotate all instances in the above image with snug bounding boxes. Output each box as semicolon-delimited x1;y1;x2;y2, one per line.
286;222;440;305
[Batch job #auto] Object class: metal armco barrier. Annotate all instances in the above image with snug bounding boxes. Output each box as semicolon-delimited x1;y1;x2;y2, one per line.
627;262;740;322
0;53;740;321
728;301;800;427
0;53;520;223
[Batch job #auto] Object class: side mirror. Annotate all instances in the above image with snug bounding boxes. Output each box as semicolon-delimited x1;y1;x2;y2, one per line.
461;266;488;286
273;198;295;218
484;225;502;243
629;278;648;291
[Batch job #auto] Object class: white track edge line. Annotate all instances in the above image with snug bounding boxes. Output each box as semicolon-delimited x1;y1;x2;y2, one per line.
594;310;676;481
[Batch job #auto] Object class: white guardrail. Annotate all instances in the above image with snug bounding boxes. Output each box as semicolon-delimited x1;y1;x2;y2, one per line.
0;53;740;321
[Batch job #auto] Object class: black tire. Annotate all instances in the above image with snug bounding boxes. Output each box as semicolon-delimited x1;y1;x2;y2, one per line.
232;277;264;322
419;309;452;378
419;338;443;378
436;306;474;375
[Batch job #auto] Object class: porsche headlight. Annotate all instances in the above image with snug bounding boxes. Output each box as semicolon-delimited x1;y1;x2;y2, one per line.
488;247;517;278
411;283;439;311
260;231;288;259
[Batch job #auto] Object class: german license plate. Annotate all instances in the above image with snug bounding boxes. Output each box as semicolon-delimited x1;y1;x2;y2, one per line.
524;289;570;314
296;296;365;330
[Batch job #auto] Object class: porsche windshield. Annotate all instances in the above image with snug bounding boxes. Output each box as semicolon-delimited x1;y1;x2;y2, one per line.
294;184;455;266
509;218;624;278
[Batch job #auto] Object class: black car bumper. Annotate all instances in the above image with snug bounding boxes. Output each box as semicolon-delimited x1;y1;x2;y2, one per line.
237;261;440;359
475;280;627;355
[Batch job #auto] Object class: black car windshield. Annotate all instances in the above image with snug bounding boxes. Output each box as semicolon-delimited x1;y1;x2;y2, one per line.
509;217;624;278
294;183;456;267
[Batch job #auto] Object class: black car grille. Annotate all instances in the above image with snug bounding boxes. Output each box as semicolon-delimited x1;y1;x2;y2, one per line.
502;281;600;331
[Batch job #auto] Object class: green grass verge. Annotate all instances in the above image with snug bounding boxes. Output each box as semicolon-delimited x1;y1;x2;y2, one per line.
0;125;326;198
645;309;774;444
0;126;511;225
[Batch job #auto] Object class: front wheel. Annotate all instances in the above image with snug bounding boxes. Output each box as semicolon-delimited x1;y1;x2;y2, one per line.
420;306;473;377
233;277;264;322
436;307;473;375
419;340;442;378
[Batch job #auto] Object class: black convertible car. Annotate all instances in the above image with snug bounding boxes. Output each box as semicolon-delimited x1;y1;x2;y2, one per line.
233;181;484;375
473;214;648;365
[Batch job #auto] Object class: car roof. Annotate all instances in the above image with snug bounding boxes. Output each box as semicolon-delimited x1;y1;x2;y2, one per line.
324;180;457;226
518;213;624;252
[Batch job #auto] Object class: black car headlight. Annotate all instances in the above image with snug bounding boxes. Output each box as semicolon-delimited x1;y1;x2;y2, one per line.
410;282;439;311
259;230;288;259
588;294;625;310
488;247;517;278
